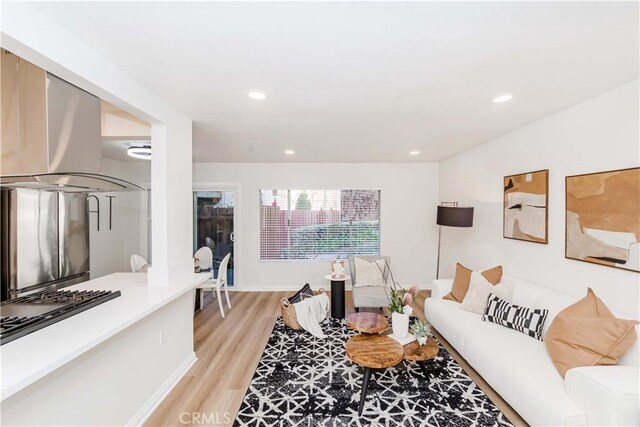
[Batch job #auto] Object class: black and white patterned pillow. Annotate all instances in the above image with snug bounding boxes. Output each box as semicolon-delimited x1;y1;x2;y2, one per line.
482;294;549;341
288;283;314;304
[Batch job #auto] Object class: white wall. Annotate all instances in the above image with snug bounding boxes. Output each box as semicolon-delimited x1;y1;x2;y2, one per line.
439;80;639;318
193;163;440;291
89;159;151;278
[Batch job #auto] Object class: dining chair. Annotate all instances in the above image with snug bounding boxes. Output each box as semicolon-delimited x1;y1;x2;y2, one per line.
130;254;148;273
196;253;232;318
193;246;213;272
205;237;215;253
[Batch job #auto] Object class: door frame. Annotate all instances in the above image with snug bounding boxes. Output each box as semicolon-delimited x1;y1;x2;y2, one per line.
139;183;151;265
193;182;241;290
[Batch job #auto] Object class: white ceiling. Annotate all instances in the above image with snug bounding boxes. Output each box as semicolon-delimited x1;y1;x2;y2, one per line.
33;1;639;163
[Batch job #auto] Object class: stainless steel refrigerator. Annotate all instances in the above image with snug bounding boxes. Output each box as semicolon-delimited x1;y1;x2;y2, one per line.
1;188;90;300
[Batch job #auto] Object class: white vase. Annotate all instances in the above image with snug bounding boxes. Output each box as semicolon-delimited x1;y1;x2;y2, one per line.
392;312;409;338
417;336;427;346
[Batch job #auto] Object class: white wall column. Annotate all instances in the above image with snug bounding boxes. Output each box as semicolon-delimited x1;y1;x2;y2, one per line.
148;121;194;286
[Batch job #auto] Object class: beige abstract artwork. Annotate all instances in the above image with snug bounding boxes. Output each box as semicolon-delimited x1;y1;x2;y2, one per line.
566;167;640;272
504;170;548;244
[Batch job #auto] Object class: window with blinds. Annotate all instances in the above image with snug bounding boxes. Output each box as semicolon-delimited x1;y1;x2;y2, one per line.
259;189;381;260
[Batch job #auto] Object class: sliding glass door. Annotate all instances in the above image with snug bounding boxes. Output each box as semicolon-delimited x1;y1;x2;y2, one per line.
193;191;235;287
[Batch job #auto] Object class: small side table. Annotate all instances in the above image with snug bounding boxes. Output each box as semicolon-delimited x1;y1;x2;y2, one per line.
325;274;350;319
345;334;404;416
403;337;439;382
347;312;388;334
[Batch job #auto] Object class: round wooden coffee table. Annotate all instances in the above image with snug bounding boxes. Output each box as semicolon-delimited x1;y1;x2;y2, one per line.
403;337;439;381
346;312;389;334
345;334;403;416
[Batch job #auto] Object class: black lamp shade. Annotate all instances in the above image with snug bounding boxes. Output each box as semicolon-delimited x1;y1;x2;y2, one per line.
437;206;474;227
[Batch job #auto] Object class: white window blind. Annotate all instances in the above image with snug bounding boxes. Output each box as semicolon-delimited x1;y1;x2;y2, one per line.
259;189;381;260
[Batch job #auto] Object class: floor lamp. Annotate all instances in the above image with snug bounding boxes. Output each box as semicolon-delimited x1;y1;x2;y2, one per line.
436;203;474;279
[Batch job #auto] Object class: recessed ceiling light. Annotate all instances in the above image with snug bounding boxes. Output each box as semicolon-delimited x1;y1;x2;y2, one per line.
492;93;513;103
127;145;151;160
248;90;267;100
284;150;295;155
409;150;420;156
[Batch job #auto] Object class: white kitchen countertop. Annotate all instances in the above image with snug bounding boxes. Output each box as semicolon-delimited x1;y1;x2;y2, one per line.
0;272;210;400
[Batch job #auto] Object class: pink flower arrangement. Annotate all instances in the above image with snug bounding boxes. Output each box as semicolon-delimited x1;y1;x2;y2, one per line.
409;285;419;297
385;260;420;314
402;292;413;306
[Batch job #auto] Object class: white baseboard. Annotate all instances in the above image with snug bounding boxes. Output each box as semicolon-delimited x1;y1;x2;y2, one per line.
126;351;197;427
234;283;432;292
234;286;304;292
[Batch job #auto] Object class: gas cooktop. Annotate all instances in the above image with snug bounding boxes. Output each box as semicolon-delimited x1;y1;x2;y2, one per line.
0;290;121;345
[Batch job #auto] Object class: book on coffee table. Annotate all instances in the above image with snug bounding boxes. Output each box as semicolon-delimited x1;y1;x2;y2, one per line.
389;333;416;346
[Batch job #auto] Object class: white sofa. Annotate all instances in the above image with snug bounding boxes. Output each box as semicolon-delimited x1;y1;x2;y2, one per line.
425;276;640;427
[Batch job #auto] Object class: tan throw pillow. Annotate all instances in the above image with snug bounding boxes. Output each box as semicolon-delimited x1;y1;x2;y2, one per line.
443;263;503;303
545;288;639;378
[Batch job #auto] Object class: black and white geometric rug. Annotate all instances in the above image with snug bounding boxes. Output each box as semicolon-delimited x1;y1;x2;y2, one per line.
234;318;513;427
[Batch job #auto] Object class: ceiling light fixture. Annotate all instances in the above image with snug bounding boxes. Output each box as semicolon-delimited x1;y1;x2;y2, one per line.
248;90;267;100
409;150;420;156
492;93;513;103
284;150;295;155
127;145;152;160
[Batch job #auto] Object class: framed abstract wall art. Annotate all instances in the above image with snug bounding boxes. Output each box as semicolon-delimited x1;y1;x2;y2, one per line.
504;169;549;244
565;167;640;272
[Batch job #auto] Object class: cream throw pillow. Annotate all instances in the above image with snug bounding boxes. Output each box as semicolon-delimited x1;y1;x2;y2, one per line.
353;257;386;287
461;272;513;314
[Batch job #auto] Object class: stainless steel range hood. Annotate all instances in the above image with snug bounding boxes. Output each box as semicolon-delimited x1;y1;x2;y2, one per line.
0;50;143;192
0;173;145;192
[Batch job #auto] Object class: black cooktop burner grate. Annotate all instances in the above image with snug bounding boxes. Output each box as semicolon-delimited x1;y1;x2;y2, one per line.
9;290;116;305
0;290;121;345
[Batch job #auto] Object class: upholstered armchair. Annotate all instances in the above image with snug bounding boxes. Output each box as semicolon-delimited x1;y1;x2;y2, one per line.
348;256;391;311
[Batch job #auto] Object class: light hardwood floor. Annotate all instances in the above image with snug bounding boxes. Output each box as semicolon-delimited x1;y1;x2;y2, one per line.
145;290;527;427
